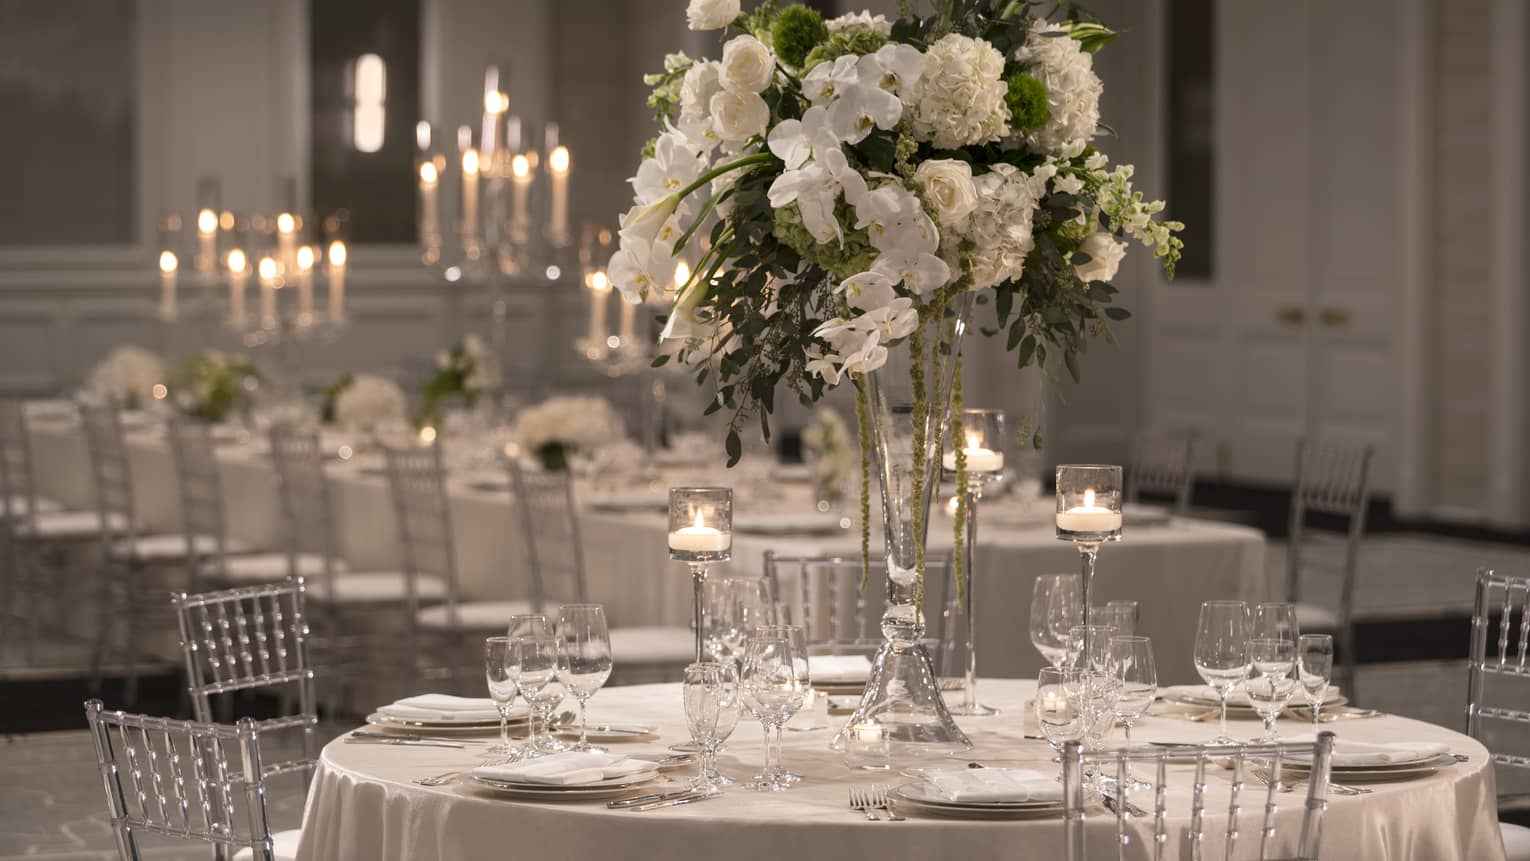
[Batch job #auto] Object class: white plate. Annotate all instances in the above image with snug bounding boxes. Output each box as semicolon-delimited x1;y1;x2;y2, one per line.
466;773;664;800
1286;751;1457;774
891;783;1063;819
365;712;525;735
551;722;660;743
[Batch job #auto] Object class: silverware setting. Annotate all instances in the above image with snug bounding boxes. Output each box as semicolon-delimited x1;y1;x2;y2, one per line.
628;789;720;811
413;756;517;787
849;786;882;820
871;784;905;820
849;785;904;821
1249;765;1371;796
1101;791;1148;817
607;789;696;808
346;736;466;749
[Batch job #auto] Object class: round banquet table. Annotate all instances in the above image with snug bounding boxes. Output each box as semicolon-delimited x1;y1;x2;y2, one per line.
296;680;1506;861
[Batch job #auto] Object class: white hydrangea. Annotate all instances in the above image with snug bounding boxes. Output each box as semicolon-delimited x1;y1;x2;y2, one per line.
86;345;164;408
960;163;1049;290
825;11;892;36
333;373;407;433
459;334;500;393
510;395;627;457
1015;21;1102;158
908;34;1009;149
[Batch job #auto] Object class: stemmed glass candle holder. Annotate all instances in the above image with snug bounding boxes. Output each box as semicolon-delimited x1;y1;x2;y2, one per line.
1055;465;1123;656
943;408;1005;716
669;487;733;663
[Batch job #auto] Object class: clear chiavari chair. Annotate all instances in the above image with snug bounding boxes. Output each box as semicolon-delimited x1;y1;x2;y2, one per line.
1285;437;1374;696
171;577;318;787
1062;732;1336;861
83;699;302;861
383;443;533;680
506;459;694;677
1467;569;1530;860
164;417;255;589
1127;429;1197;515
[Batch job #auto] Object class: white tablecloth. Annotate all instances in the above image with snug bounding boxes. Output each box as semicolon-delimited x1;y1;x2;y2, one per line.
27;419;1267;682
297;679;1505;861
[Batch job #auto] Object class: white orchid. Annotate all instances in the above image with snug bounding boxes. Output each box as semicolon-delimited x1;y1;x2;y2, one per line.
767;147;867;245
836;269;897;312
870;43;925;99
825;72;902;144
632;132;708;210
608;234;678;304
802;55;859;105
766;105;836;170
857;298;919;342
872;249;950;296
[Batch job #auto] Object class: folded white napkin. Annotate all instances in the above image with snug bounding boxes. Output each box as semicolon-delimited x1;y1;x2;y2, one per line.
807;654;872;684
378;694;507;723
1276;736;1448;767
922;768;1063;804
473;752;654;786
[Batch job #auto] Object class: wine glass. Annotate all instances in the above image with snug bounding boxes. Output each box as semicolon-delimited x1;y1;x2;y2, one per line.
508;634;560;757
1252;602;1299;644
1298;634;1334;726
1108;635;1157;790
739;632;804;791
704;578;772;666
752;624;809;781
483;637;525;757
1246;638;1297;741
1194;600;1250;745
1066;624;1118;674
683;661;741;790
1094;600;1138;636
1030;574;1083;668
556;604;613;752
1036;667;1085;781
1081;671;1121;755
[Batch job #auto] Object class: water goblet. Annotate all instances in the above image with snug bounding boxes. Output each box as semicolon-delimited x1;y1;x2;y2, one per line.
509;634;562;756
1030;574;1083;668
683;661;741;789
1252;602;1299;644
483;636;525;757
1246;638;1297;742
1194;600;1250;745
753;624;809;782
1036;667;1085;782
1298;634;1334;725
739;632;804;791
557;604;613;752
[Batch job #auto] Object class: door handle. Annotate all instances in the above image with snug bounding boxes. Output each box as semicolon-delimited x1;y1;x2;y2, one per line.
1275;306;1307;326
1318;308;1352;328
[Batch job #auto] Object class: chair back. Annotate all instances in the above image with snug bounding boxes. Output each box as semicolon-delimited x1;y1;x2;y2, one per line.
267;426;343;594
78;400;140;545
1062;732;1335;861
1127;429;1197;514
382;443;461;626
0;399;44;531
762;552;953;658
166;418;231;583
1468;568;1530;797
1285;438;1374;680
507;460;586;609
83;699;282;861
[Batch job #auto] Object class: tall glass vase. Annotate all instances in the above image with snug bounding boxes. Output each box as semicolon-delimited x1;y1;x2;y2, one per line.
830;295;974;757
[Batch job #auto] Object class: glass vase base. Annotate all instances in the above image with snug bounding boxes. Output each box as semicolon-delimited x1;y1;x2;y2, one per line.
829;642;972;757
947;702;999;717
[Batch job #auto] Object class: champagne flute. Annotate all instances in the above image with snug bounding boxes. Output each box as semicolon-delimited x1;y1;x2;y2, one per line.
739;632;804;791
483;637;524;757
1030;574;1083;668
1298;634;1334;725
556;604;613;752
683;661;741;789
1246;638;1297;742
1194;601;1250;745
1036;667;1085;782
1252;602;1299;644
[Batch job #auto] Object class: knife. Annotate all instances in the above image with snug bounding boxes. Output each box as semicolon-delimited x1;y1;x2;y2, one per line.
631;791;721;811
607;789;694;808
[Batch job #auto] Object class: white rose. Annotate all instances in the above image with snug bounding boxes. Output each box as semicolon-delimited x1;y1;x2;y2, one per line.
1074;231;1127;283
913;159;978;227
686;0;739;31
679;61;722;123
720;35;775;94
709;89;769;142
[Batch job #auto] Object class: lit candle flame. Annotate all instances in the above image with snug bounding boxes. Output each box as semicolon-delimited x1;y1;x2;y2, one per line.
419;425;437;445
420;161;438;184
258;257;278;280
196;209;217;235
296;246;315;271
673;260;691;288
327;241;347;267
511;154;530;179
590;270;609;292
158;251;178;273
549;145;570;174
227;249;247;274
693;510;705;530
965;429;983;451
276;213;296;235
463;148;480;176
1083;488;1095;508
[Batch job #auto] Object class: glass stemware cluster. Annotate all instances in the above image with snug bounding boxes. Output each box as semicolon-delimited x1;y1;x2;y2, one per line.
1193;600;1322;743
683;661;741;790
483;606;614;758
739;624;808;792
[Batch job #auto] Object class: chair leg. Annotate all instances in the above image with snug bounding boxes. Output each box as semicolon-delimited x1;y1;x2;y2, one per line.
88;568;115;696
123;565;143;707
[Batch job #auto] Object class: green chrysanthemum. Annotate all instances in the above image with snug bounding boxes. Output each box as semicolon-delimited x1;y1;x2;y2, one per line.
772;203;877;279
1005;72;1051;133
772;4;827;69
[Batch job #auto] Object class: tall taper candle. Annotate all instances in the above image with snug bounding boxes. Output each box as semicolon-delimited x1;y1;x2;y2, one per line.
295;245;315;321
227;249;248;327
158;251;178;320
419;161;441;246
461;148;480;241
509;154;532;242
195;209;217;275
258;256;279;328
276;213;297;271
548;145;570;244
588;270;610;345
327;241;347;323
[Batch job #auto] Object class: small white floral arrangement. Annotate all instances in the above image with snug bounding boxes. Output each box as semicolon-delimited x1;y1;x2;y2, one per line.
802;409;854;501
168;350;260;423
85;345;165;409
509;395;628;471
615;0;1182;463
418;334;501;427
325;373;408;435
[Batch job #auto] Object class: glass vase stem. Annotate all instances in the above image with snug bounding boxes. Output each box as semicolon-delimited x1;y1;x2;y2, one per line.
689;562;709;663
953;478;996;716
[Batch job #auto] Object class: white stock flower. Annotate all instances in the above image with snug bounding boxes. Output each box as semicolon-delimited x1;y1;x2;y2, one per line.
825;11;892;36
87;345;164;407
766;105;836;170
802;55;859;105
708;89;769;142
913;158;978;228
333;373;407;433
680;61;722;124
962;163;1048;290
1016;21;1103;158
608;235;678;304
686;0;739;31
631;132;707;208
1074;230;1128;283
908;34;1009;149
720;35;775;94
1053;173;1086;196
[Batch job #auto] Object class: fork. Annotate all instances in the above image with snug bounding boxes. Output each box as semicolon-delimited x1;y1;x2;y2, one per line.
871;784;905;821
849;787;881;820
413;756;516;787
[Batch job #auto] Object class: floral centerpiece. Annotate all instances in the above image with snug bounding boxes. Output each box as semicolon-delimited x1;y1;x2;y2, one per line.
416;334;501;428
168;351;260;423
323;373;409;436
85;345;165;409
611;0;1181;754
802;409;854;504
509;395;628;471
